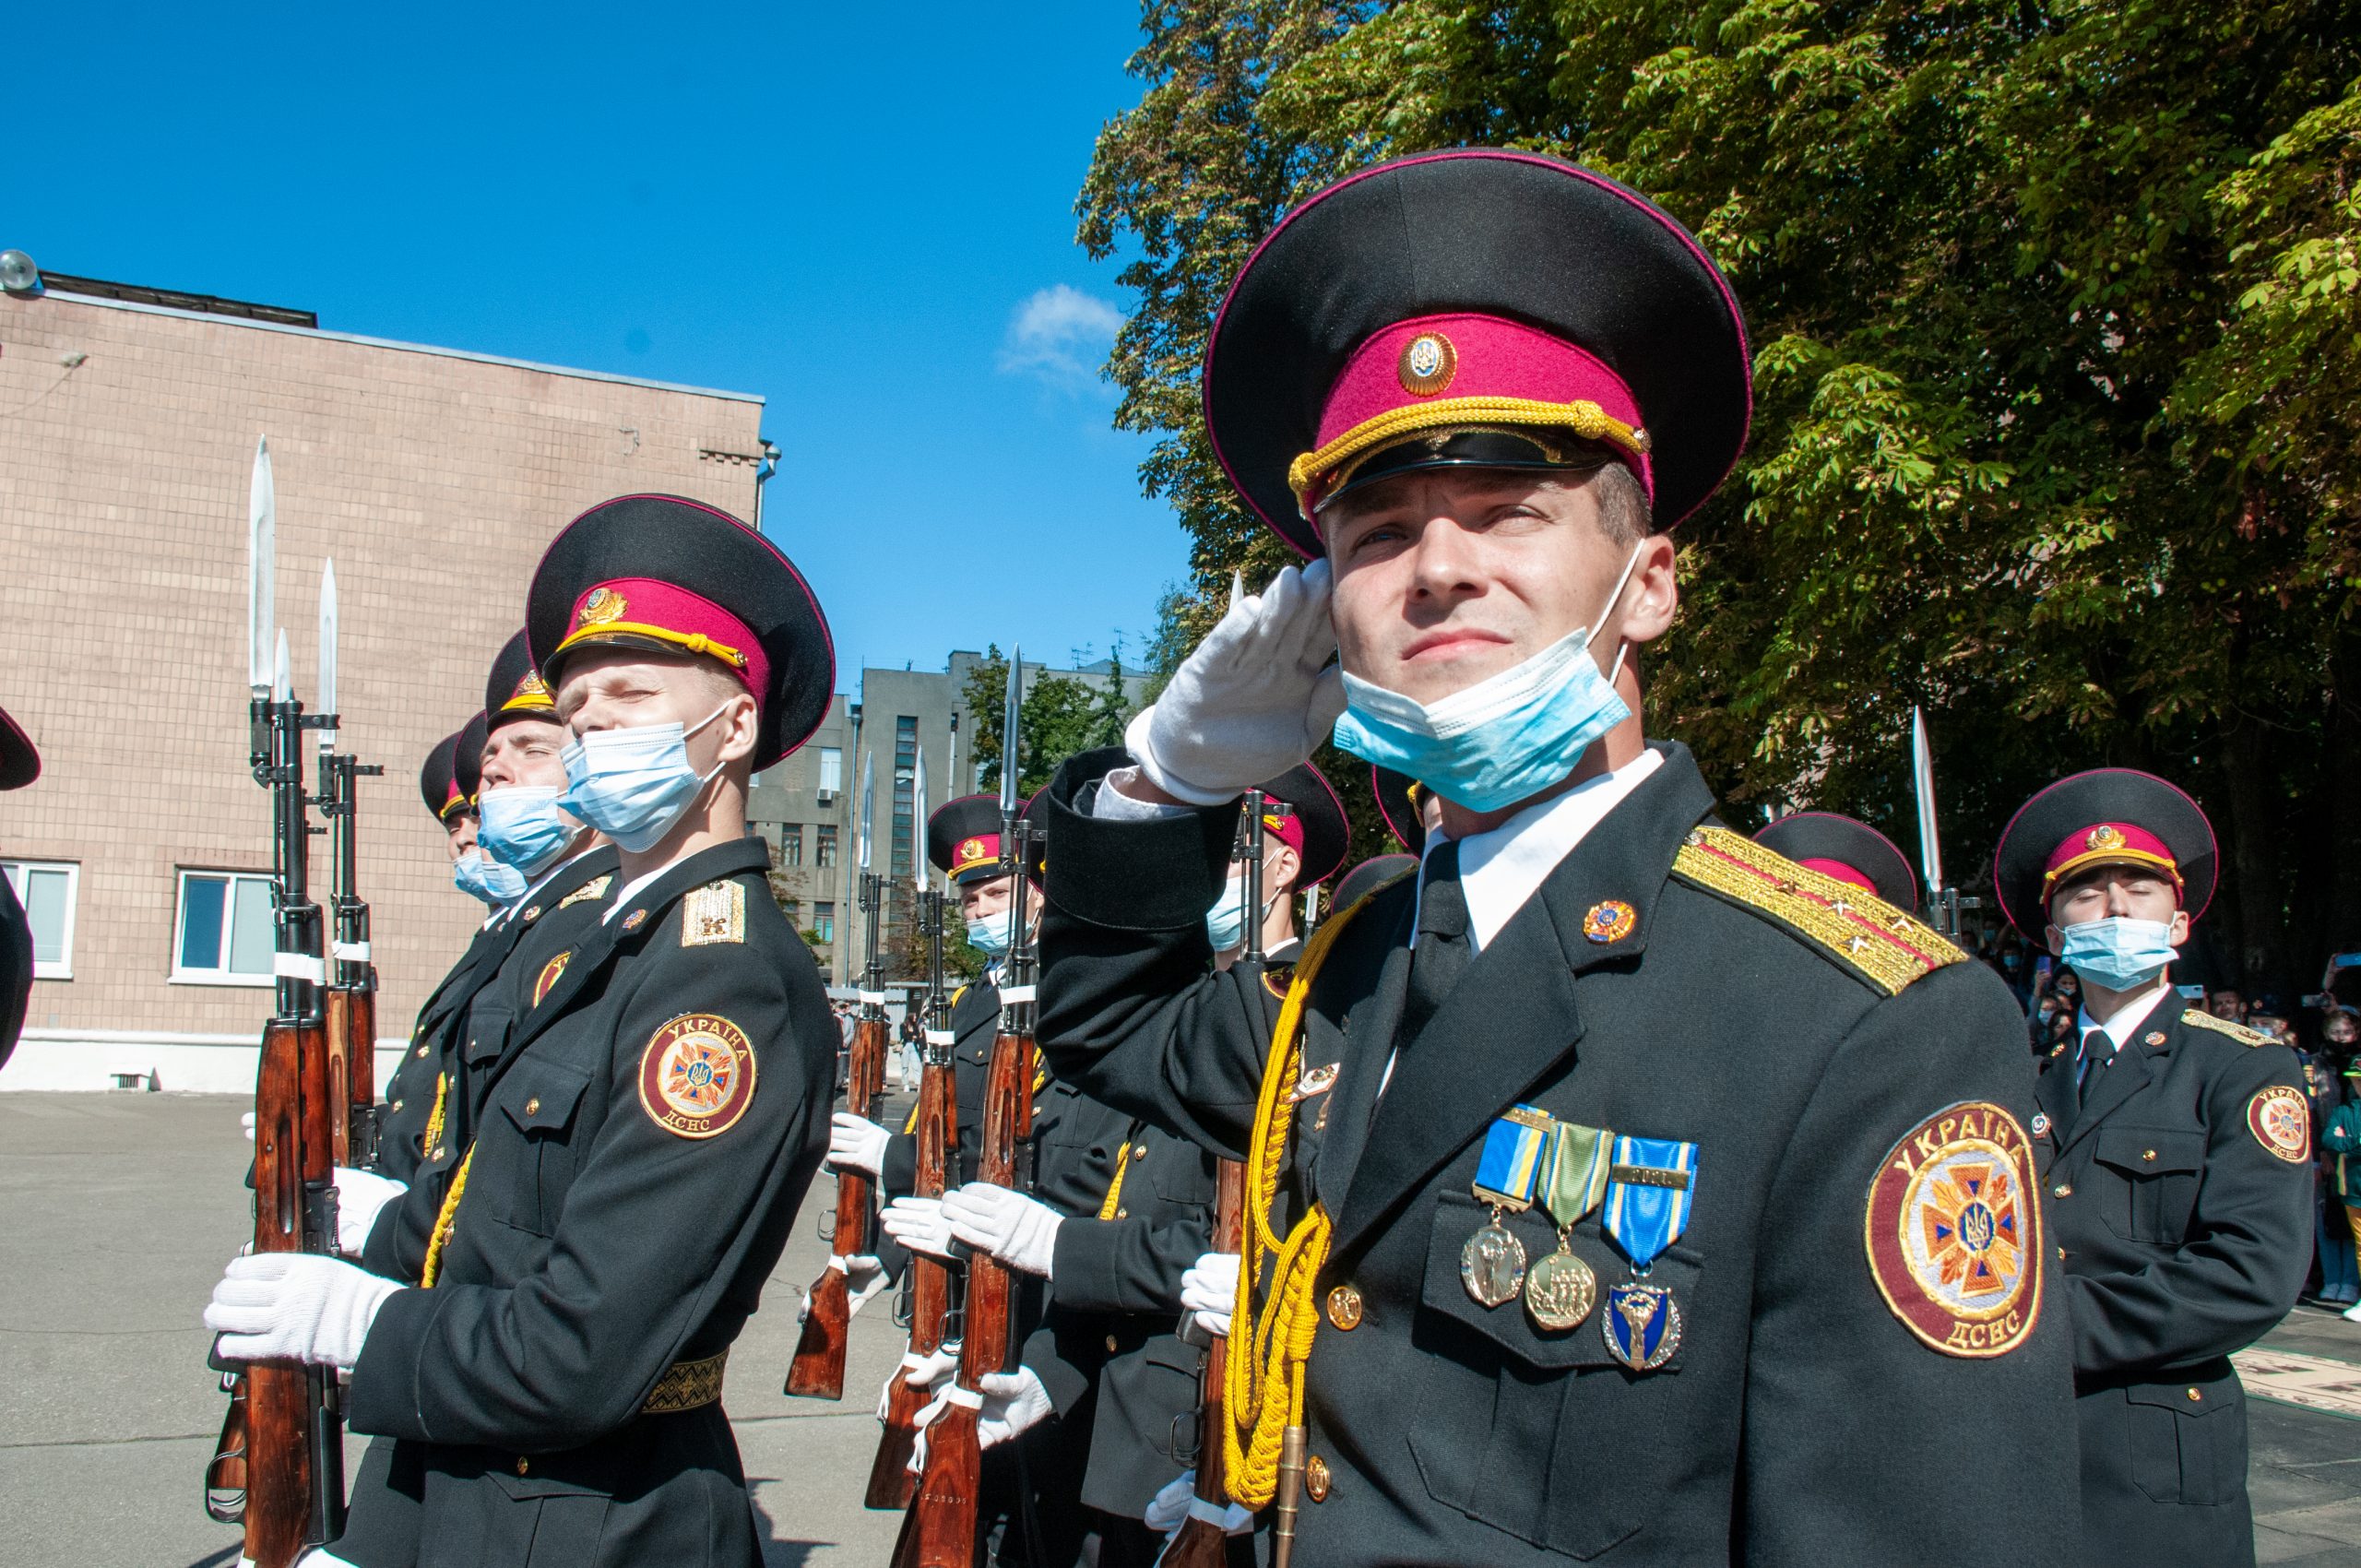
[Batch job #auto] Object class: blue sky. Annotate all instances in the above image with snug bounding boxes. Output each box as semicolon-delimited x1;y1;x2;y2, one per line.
8;2;1184;687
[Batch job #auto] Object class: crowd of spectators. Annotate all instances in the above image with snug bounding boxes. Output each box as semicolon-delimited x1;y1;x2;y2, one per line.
1969;932;2361;1324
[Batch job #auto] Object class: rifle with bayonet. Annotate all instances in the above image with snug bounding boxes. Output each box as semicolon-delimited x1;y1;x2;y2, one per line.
790;754;888;1398
896;652;1038;1568
1163;790;1287;1568
315;562;386;1170
870;749;955;1508
1909;707;1981;940
205;435;349;1567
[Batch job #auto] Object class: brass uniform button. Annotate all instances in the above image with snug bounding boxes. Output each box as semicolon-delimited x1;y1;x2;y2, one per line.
1115;1208;1127;1219
525;1097;541;1115
2057;1246;2068;1262
1304;1455;1331;1502
1133;1145;1150;1160
2187;1387;2202;1402
391;1099;404;1112
516;1456;530;1475
2142;1149;2157;1161
431;1146;446;1161
1325;1284;1363;1331
2052;1184;2071;1199
1106;1334;1119;1353
416;1044;430;1059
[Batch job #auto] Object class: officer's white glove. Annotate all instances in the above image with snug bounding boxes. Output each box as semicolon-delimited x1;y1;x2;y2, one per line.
1180;1251;1240;1339
908;1366;1055;1470
825;1111;891;1179
1144;1470;1255;1537
294;1549;362;1568
241;1111;256;1143
880;1196;956;1260
1124;561;1346;806
799;1254;890;1323
331;1167;408;1258
879;1343;962;1420
941;1182;1064;1278
205;1253;400;1371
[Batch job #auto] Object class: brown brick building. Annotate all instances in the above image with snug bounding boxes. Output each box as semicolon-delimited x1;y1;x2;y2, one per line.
0;267;769;1090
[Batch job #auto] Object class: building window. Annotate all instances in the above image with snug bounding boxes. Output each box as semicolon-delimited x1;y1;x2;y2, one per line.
173;870;276;986
780;898;800;931
814;901;836;945
892;717;919;879
779;825;803;867
818;746;843;797
1;860;78;980
817;824;839;868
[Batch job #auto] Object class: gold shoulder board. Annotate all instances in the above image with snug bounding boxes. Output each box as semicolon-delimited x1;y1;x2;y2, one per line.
2182;1010;2272;1048
682;880;747;947
1670;826;1964;997
557;873;614;910
950;983;970;1009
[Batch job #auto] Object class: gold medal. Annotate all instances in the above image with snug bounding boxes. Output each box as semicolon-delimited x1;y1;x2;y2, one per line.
1460;1210;1528;1308
1523;1241;1596;1331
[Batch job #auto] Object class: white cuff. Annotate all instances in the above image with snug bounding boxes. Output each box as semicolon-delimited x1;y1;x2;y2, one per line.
1089;768;1198;819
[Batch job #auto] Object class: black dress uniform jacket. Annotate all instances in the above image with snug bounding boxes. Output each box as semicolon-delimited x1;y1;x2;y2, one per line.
2032;993;2310;1567
0;872;30;1069
1037;744;2082;1567
344;837;832;1568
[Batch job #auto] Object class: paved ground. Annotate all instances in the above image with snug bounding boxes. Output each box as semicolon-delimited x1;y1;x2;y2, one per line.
5;1091;2359;1565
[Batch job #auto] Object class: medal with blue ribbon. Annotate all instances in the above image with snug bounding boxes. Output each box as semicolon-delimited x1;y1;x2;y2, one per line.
1462;1106;1549;1308
1523;1121;1611;1331
1600;1135;1698;1370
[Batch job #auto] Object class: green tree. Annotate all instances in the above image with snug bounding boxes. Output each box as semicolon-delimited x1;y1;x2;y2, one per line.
965;646;1109;797
1090;638;1135;747
1080;0;2361;994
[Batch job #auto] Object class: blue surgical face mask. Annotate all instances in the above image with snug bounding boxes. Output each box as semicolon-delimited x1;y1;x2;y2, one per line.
559;703;730;853
453;848;528;907
966;906;1016;958
476;785;577;877
1333;543;1644;814
2058;916;2179;992
1205;873;1259;951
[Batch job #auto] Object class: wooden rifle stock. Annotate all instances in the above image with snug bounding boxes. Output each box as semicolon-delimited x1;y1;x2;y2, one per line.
868;1042;956;1509
1159;1157;1247;1568
323;990;355;1169
894;1021;1035;1568
789;1012;890;1397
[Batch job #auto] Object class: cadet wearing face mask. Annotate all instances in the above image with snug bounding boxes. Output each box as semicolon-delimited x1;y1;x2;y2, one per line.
1995;767;2310;1568
206;493;840;1567
1201;762;1350;973
1032;149;2079;1565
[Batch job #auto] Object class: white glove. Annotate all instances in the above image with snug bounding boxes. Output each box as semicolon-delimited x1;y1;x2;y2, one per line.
798;1254;890;1322
881;1196;956;1260
1145;1470;1255;1537
1180;1251;1240;1339
1125;561;1346;805
241;1111;255;1143
295;1549;362;1568
879;1344;962;1420
942;1182;1064;1278
204;1253;400;1371
825;1111;891;1179
909;1366;1055;1469
331;1167;409;1258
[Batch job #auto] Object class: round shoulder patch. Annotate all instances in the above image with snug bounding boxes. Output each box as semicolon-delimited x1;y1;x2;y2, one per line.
638;1013;757;1139
1865;1101;2043;1358
2248;1086;2311;1164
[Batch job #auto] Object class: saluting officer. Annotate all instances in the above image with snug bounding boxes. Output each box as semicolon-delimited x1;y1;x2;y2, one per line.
206;493;840;1566
1754;811;1920;910
1035;148;2080;1564
375;711;492;1183
1995;768;2310;1567
0;704;41;1069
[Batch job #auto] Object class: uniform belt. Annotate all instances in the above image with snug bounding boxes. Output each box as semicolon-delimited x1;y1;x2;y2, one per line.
641;1350;728;1414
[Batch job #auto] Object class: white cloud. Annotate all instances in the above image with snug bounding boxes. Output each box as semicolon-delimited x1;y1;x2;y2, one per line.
997;284;1122;391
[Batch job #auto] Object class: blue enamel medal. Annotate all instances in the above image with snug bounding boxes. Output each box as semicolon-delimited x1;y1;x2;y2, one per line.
1600;1135;1698;1371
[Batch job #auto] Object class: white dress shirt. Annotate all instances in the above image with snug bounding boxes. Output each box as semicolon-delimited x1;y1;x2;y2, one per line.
1415;749;1664;953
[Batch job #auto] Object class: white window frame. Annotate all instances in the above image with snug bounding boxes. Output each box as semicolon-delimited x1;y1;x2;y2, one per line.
171;869;278;988
2;859;79;980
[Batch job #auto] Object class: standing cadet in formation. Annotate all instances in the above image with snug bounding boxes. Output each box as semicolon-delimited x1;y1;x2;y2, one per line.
1204;764;1350;977
374;710;490;1184
1033;148;2081;1563
1753;811;1920;911
1995;768;2311;1567
206;493;839;1566
0;704;40;1069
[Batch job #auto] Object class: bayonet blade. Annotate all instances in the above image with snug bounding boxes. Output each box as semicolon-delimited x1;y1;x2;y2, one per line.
858;752;874;872
273;628;293;705
911;748;929;898
999;647;1022;816
317;560;339;751
247;437;276;695
1910;707;1944;896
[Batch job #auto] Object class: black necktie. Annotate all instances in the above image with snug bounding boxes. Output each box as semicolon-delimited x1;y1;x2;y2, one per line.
1402;841;1469;1044
2074;1028;2114;1113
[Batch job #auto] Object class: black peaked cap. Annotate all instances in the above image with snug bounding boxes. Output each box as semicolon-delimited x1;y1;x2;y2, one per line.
0;706;38;791
929;791;1049;885
1756;812;1919;912
1372;765;1426;855
1333;853;1418;914
420;731;460;820
454;711;487;805
1255;761;1352;888
1992;768;2218;936
484;629;558;731
1204;148;1753;555
526;494;836;771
